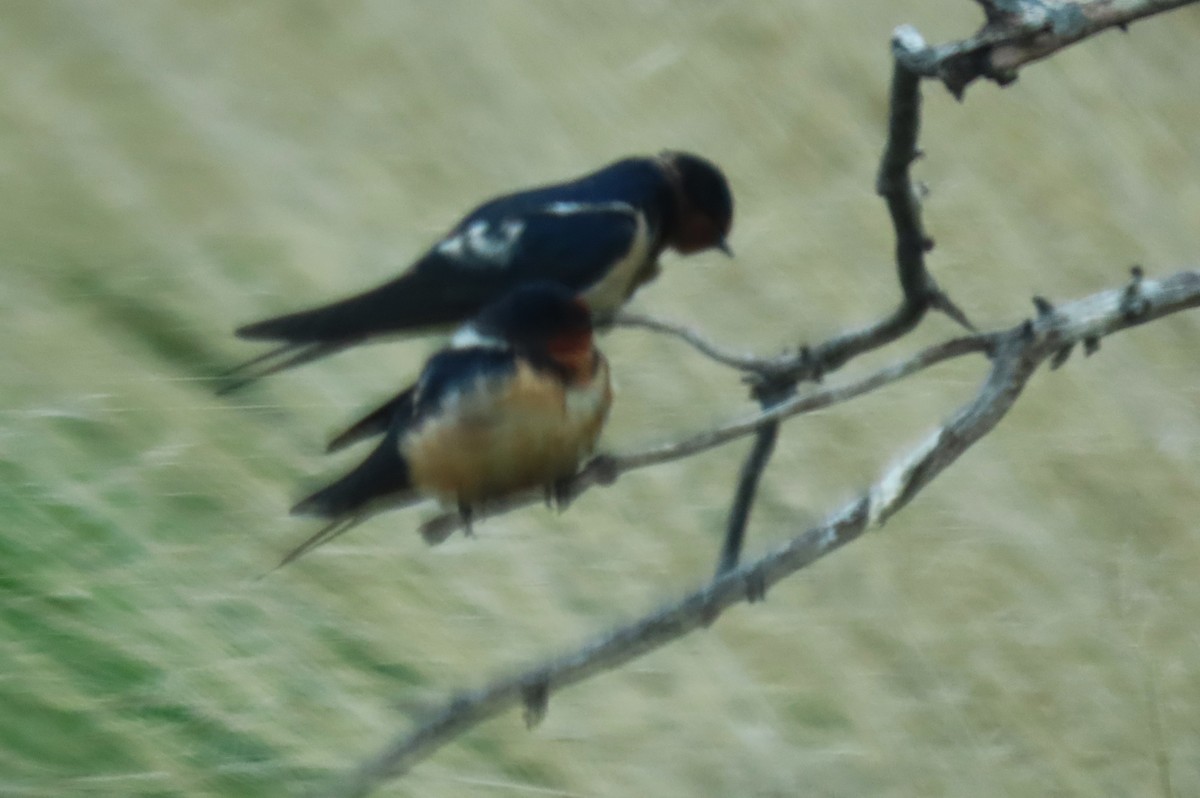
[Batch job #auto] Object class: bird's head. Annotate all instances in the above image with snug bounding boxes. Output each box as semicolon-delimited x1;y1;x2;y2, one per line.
660;151;734;257
467;283;596;378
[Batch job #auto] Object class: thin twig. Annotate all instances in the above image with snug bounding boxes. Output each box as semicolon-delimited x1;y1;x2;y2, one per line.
714;419;781;575
613;312;769;372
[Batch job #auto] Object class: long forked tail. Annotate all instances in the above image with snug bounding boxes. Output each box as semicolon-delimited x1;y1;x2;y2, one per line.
234;268;472;345
268;435;419;569
267;515;366;571
220;269;473;393
215;340;354;395
291;432;416;520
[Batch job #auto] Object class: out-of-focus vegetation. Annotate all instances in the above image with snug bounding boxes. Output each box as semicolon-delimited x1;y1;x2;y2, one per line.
2;2;1198;795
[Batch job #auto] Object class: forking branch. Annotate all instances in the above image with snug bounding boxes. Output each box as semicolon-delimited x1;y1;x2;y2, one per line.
324;1;1199;795
335;268;1200;798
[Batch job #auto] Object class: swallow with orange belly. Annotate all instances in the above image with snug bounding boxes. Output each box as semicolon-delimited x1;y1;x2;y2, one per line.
276;283;612;568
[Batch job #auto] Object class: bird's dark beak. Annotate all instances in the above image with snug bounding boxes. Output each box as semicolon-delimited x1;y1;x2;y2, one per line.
717;238;733;257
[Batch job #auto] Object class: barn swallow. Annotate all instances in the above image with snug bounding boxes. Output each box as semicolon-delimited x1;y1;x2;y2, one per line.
275;283;613;568
220;151;732;393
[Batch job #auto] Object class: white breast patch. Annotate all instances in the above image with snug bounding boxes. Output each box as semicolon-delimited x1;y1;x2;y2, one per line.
580;209;653;318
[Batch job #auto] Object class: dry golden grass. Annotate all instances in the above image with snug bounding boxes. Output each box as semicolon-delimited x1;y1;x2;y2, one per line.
2;2;1198;796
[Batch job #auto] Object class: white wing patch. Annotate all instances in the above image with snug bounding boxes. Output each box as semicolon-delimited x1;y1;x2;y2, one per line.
436;218;526;268
543;200;636;217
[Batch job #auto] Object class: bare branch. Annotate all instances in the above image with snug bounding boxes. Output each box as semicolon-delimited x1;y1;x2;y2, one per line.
329;269;1200;798
705;26;978;572
714;407;784;575
600;0;1189;575
622;45;964;575
607;0;1189;576
613;312;769;372
896;0;1200;97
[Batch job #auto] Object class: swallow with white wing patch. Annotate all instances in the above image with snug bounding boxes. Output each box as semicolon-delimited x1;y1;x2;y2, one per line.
220;151;732;393
274;283;612;568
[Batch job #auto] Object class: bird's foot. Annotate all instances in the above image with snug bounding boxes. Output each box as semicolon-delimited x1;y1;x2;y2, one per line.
544;477;575;512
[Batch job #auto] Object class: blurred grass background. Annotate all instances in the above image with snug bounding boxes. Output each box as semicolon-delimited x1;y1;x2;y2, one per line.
2;1;1199;796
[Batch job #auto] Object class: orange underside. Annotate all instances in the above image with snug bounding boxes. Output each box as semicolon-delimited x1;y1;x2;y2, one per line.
403;355;608;506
